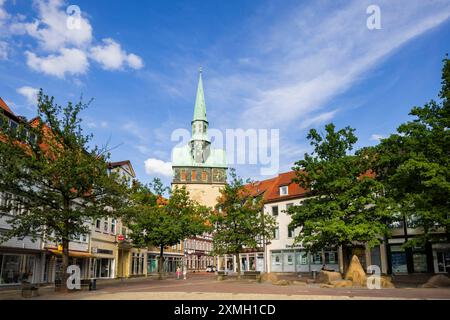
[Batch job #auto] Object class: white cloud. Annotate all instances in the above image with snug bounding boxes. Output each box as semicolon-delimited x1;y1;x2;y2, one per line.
90;38;143;71
26;48;89;78
15;0;92;51
0;41;7;59
127;53;144;69
86;120;108;129
299;110;339;130
370;134;384;142
0;0;9;26
135;145;152;155
17;86;39;105
144;158;173;177
4;0;143;77
203;0;450;130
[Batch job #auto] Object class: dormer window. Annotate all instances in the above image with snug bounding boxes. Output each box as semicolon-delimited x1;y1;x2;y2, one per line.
279;186;288;196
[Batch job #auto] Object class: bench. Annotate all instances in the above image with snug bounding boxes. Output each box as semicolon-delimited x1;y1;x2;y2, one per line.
21;282;39;298
243;271;261;281
216;271;228;281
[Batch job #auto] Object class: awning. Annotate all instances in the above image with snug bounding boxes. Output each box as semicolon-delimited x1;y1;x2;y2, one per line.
47;249;93;258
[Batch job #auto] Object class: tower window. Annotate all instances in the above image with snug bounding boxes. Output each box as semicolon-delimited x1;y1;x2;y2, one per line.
180;170;187;182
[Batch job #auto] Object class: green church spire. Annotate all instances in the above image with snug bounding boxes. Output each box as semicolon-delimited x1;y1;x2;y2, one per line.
193;67;208;123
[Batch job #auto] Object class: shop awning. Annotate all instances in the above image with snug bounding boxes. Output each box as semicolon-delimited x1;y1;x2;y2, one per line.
47;249;93;258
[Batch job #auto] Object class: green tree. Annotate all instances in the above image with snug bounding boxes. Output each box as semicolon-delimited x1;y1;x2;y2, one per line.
124;179;211;279
0;90;130;291
289;124;393;264
211;170;277;278
372;56;450;249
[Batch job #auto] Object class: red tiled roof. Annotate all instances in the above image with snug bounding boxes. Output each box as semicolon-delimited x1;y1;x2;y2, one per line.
245;171;309;203
0;97;13;114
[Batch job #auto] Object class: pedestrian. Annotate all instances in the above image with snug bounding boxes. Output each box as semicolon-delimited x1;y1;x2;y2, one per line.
176;267;181;280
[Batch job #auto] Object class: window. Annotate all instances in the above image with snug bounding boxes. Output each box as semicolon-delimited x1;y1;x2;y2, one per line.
94;258;112;278
110;219;116;234
287;254;293;265
279;186;288;196
313;253;322;264
274;227;279;240
180;170;187;182
325;251;337;264
272;206;279;216
191;170;197;181
286;203;293;212
28;133;37;145
95;219;101;230
437;252;450;273
103;220;108;233
288;226;295;238
201;171;208;182
9;120;18;133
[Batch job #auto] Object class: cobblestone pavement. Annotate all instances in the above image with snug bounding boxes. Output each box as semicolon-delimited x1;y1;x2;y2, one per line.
2;273;450;300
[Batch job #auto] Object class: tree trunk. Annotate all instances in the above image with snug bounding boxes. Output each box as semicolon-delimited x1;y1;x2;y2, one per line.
158;245;164;280
61;237;70;293
235;253;241;280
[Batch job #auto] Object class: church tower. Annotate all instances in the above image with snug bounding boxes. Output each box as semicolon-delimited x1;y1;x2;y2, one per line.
171;69;227;208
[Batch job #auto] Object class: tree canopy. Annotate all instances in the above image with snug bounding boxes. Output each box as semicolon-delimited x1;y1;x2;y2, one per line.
289;124;393;253
370;55;450;247
0;90;130;290
211;169;277;276
124;179;211;275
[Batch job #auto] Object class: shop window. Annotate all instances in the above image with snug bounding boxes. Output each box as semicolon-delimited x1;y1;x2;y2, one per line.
0;254;34;285
297;252;308;265
413;253;428;273
287;254;294;265
325;251;337;264
370;246;381;268
437;252;450;273
312;253;322;264
95;258;112;278
390;245;408;274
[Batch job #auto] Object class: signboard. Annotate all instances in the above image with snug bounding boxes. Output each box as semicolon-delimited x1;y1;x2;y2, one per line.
117;235;125;241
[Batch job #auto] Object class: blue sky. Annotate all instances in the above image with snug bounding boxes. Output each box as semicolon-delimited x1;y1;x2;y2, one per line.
0;0;449;186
